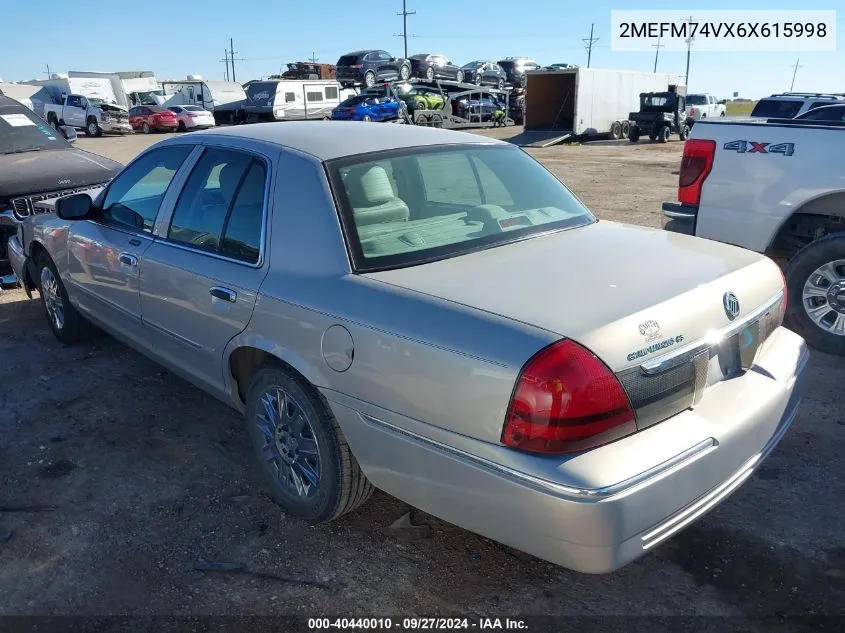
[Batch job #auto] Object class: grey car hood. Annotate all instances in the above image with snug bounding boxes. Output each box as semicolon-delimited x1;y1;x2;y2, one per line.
364;220;783;371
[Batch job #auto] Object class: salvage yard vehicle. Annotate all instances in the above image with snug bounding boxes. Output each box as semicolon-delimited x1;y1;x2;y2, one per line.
331;92;407;122
685;93;725;125
280;62;336;80
408;54;464;83
129;105;178;133
748;92;845;119
8;122;808;574
460;61;506;89
42;93;132;137
168;105;216;132
628;88;690;143
663;118;845;356
335;50;411;89
395;84;445;113
0;95;120;289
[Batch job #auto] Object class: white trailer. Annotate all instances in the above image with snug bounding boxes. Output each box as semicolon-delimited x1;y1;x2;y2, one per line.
243;79;355;122
524;67;685;139
0;82;51;112
28;75;121;106
67;70;166;109
160;77;247;124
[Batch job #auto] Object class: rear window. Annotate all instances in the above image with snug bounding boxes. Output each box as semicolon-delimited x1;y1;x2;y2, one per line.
498;61;515;71
183;105;203;111
338;55;360;65
750;99;804;118
328;144;595;272
686;95;708;105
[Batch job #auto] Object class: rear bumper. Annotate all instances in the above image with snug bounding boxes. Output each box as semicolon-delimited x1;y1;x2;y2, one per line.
329;326;809;574
662;202;698;235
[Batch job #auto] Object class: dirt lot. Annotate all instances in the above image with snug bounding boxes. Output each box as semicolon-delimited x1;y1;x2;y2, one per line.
1;129;843;626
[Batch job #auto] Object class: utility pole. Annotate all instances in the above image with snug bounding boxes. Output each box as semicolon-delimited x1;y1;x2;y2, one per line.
396;0;416;59
220;50;230;81
652;34;663;73
790;58;803;91
582;23;598;68
229;38;238;83
44;64;52;79
311;52;317;63
684;15;694;87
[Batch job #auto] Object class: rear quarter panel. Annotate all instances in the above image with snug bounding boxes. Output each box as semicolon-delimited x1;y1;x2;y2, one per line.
691;120;845;253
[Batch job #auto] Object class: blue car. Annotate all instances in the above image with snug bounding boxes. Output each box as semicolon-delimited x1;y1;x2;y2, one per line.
331;93;407;122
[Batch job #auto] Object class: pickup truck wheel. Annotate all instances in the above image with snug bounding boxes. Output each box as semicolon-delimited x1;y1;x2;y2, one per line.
785;234;845;356
679;124;691;141
36;252;95;345
85;118;102;138
245;364;374;524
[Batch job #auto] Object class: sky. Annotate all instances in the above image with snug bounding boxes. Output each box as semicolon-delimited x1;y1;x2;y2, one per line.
2;0;842;100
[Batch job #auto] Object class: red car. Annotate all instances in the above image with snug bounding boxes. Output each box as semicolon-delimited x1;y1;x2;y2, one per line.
128;105;178;133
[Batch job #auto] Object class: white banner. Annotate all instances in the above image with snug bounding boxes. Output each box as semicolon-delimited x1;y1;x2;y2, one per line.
610;10;837;52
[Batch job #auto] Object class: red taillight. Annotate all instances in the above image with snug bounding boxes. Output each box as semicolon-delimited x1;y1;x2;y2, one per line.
501;339;637;455
678;138;716;206
690;107;698;116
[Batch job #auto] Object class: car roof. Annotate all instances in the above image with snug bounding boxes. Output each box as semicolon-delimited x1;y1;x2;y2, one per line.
183;121;505;161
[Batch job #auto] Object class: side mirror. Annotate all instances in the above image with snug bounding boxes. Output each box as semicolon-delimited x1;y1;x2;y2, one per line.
390;57;396;62
56;193;95;220
60;125;77;143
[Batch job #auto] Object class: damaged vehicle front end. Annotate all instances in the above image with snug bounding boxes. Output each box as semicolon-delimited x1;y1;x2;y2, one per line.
96;102;133;135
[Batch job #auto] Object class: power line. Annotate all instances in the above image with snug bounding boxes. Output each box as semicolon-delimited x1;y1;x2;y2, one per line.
582;23;598;68
396;0;416;58
652;34;664;73
790;58;803;91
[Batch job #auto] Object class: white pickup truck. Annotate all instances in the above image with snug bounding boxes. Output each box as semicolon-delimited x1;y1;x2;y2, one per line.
42;94;132;137
685;94;726;124
662;118;845;356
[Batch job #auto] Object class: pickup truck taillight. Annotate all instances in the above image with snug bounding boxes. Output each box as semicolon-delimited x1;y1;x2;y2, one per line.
501;339;637;455
678;139;716;206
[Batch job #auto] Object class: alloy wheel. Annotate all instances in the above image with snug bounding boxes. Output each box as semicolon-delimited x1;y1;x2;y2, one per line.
254;387;322;498
40;267;65;332
801;259;845;336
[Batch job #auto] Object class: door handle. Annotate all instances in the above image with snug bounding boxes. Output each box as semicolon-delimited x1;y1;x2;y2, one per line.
209;286;237;303
119;253;138;267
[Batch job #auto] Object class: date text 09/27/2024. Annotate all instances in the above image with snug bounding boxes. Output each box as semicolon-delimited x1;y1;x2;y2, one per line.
308;618;528;630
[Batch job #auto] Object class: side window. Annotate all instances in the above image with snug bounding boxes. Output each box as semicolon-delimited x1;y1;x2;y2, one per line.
167;148;266;264
416;153;481;206
306;91;323;102
325;86;339;100
67;96;82;108
285;92;295;103
379;51;392;61
100;146;193;232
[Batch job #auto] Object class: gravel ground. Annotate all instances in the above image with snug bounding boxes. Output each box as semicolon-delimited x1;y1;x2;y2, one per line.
0;128;842;626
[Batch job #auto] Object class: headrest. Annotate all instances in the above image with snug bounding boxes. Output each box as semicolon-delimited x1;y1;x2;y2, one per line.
357;165;395;205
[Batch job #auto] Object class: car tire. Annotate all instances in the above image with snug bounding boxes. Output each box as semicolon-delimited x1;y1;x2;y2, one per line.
425;67;435;81
36;251;95;345
177;121;187;132
658;125;670;143
456;70;464;83
628;126;641;143
244;363;374;524
720;111;726;117
497;78;505;90
85;118;102;138
48;116;60;132
621;120;631;137
399;64;410;81
429;113;443;128
142;122;151;134
362;115;373;122
784;233;845;356
364;71;376;89
610;121;622;140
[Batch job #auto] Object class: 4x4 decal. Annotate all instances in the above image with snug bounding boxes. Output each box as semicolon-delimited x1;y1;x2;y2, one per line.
723;140;795;156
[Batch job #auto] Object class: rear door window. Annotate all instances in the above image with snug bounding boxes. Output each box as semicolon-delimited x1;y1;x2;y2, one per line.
750;99;804;118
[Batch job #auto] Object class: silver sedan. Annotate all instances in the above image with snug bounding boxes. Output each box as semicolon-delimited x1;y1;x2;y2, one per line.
8;122;809;574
